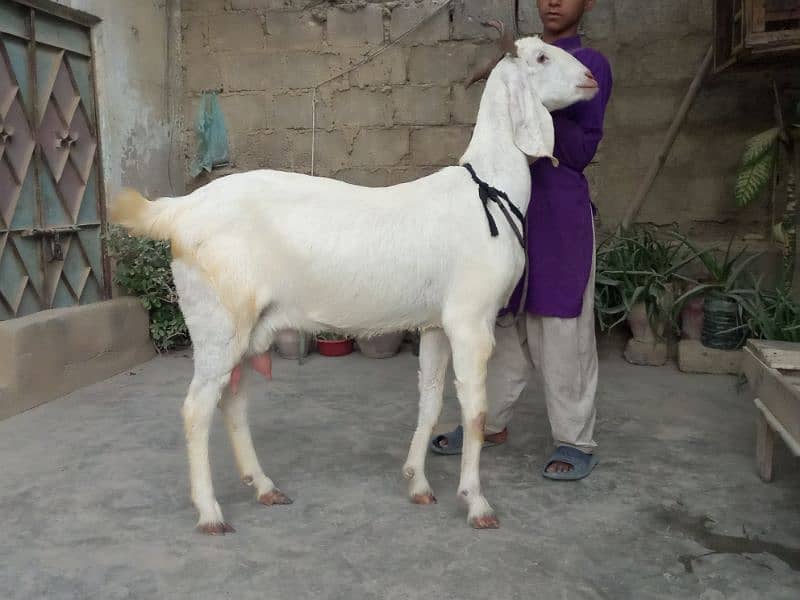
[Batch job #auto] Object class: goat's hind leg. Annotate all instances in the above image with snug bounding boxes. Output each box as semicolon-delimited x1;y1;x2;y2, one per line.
403;328;450;505
183;373;233;534
221;365;292;507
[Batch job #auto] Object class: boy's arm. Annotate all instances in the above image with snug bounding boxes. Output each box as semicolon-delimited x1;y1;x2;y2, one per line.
549;53;613;171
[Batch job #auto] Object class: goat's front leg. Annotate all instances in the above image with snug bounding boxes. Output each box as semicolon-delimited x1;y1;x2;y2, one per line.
403;328;451;504
183;375;232;534
221;364;292;507
446;321;498;529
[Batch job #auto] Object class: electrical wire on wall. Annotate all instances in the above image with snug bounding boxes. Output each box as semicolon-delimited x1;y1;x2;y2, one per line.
309;0;523;177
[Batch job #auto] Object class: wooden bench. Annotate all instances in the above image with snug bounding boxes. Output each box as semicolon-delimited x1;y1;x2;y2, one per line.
742;339;800;481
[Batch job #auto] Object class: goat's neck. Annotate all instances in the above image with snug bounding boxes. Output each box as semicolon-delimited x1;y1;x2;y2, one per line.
459;71;532;215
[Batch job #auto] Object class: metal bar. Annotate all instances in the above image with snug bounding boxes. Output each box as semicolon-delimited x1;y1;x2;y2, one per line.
20;225;80;237
88;22;110;300
28;5;46;310
9;0;99;27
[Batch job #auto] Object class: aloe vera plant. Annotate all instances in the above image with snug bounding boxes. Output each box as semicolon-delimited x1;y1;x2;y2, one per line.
594;227;703;335
740;279;800;343
670;235;762;318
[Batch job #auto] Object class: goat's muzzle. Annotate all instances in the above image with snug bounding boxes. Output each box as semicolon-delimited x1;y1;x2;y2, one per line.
577;70;598;89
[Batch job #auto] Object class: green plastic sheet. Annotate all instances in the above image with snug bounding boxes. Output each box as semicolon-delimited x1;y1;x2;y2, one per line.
191;91;230;176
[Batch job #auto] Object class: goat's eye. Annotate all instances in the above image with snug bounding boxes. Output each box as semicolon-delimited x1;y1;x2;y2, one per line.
537;53;549;64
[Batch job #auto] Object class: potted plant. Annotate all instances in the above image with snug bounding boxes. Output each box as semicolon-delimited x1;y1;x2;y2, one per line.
595;227;700;342
357;331;405;358
672;236;762;351
274;329;313;360
678;293;705;341
316;331;354;357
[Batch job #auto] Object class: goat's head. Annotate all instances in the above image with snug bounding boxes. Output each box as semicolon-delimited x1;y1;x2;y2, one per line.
465;20;598;109
465;20;599;160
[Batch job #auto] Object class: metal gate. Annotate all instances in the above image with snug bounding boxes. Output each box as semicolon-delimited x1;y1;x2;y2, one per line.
0;0;106;320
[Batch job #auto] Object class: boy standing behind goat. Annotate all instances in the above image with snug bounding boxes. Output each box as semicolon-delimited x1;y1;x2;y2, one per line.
431;0;613;480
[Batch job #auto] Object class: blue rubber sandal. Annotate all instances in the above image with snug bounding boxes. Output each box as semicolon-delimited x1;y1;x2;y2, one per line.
542;445;598;481
429;425;505;456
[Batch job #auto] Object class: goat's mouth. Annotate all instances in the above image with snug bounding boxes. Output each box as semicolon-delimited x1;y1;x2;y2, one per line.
577;83;599;90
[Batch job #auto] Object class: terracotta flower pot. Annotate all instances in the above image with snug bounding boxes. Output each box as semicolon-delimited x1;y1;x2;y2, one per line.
357;331;405;358
680;296;704;341
275;329;312;360
627;302;658;342
317;337;354;357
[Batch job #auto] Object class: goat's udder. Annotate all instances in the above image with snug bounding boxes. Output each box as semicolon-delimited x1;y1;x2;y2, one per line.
228;353;273;395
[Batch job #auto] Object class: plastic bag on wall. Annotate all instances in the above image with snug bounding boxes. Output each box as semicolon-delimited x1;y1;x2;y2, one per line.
191;91;230;177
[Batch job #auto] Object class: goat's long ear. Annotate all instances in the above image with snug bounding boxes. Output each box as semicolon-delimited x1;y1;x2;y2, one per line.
505;69;557;165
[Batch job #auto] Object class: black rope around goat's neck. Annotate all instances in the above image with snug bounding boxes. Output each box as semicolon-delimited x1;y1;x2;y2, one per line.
463;163;525;248
463;163;529;318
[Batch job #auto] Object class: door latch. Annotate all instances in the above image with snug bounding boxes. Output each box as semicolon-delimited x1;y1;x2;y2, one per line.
20;226;79;262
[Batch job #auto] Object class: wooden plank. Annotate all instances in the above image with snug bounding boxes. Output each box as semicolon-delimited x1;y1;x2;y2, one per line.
755;397;800;456
748;29;800;46
756;405;775;481
743;348;800;444
751;0;767;32
747;339;800;370
767;9;800;20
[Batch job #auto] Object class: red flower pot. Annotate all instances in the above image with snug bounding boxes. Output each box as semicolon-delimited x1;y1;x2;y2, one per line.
316;338;353;357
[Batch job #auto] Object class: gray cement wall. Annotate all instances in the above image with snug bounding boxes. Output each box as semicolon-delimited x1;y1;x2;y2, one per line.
53;0;182;200
180;0;796;242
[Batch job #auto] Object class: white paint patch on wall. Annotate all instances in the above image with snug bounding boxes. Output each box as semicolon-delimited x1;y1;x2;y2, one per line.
52;0;176;199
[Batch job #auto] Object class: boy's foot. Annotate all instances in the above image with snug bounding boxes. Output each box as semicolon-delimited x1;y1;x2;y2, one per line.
542;445;598;481
429;426;508;455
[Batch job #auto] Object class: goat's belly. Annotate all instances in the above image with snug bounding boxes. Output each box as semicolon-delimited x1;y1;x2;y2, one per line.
274;267;446;334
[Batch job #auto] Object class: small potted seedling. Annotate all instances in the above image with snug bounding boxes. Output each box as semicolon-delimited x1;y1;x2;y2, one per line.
316;331;354;357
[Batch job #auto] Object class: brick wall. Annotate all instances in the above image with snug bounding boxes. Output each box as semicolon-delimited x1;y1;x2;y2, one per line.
181;0;794;240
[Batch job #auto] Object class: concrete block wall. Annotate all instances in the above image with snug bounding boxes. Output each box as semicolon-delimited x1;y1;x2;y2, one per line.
181;0;794;241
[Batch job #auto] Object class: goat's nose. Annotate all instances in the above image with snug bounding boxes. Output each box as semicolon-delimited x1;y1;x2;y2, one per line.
580;70;598;89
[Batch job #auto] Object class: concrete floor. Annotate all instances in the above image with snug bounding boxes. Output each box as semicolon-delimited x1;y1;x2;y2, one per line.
1;342;799;600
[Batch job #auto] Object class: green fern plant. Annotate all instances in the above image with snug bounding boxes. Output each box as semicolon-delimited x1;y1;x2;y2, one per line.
734;92;799;293
735;127;780;207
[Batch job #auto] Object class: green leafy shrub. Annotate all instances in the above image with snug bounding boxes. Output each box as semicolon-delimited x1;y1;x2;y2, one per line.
106;225;190;352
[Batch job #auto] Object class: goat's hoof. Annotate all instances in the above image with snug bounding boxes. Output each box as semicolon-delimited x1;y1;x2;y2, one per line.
198;521;235;535
259;489;293;506
411;493;437;505
469;515;500;529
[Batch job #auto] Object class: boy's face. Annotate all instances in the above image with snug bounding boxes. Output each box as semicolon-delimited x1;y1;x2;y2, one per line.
537;0;594;34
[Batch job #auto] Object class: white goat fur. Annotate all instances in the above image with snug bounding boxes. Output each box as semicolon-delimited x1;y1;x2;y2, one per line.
111;36;598;531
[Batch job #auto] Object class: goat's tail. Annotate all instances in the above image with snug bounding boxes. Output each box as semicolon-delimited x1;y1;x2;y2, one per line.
109;188;175;241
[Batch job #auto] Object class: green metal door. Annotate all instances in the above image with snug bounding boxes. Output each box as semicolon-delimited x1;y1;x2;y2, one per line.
0;0;105;320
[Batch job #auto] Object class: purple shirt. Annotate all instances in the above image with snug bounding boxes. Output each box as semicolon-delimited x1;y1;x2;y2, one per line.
506;35;613;318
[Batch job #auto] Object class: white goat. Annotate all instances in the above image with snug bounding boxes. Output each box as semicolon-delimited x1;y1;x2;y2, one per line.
110;27;598;533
